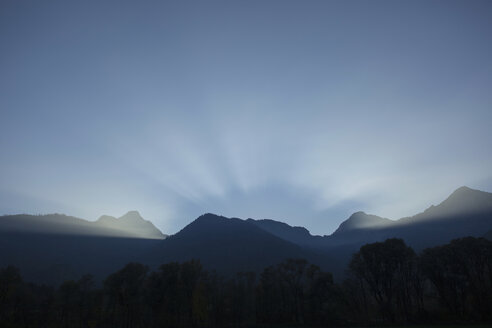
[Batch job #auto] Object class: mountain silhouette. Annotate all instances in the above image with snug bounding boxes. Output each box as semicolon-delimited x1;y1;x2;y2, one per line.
145;213;329;275
399;186;492;224
0;211;166;239
246;218;321;247
1;186;492;284
95;211;166;239
332;211;393;234
339;186;492;249
244;187;492;277
0;211;165;285
255;186;492;251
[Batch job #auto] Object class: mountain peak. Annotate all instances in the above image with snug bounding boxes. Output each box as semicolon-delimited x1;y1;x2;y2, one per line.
119;210;143;221
191;213;228;225
95;211;166;239
153;213;319;275
453;185;473;192
425;186;492;217
350;211;368;218
446;186;475;199
333;211;393;235
181;213;229;228
346;211;375;223
197;212;222;220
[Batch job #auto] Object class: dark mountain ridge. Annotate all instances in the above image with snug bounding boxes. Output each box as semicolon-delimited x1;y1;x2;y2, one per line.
145;213;330;275
244;186;492;277
246;218;322;247
1;186;492;284
247;186;492;249
330;186;492;250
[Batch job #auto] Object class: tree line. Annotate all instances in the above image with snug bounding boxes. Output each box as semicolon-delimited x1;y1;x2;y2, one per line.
1;236;491;327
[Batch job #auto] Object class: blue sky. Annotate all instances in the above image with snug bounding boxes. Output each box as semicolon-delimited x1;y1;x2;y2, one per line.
1;0;492;235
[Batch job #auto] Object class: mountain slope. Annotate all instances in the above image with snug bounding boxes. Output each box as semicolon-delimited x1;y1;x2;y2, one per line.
0;232;162;285
326;186;492;250
0;211;166;239
146;213;330;275
399;186;492;224
95;211;166;239
0;211;166;285
332;211;393;234
239;187;492;253
1;186;491;284
246;218;324;248
243;187;492;279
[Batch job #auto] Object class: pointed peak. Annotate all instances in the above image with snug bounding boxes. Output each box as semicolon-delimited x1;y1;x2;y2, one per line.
343;211;374;223
96;211;165;239
349;211;369;218
333;211;392;235
451;186;473;195
119;211;144;221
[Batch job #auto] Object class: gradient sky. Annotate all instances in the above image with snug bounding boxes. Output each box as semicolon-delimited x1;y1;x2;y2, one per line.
1;0;492;235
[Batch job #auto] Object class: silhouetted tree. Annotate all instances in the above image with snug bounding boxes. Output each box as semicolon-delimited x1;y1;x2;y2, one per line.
349;238;421;323
0;266;24;324
57;274;99;328
144;260;209;327
104;262;148;328
257;258;341;325
278;258;308;324
224;271;256;326
2;238;492;328
304;263;345;325
257;263;288;324
421;237;492;320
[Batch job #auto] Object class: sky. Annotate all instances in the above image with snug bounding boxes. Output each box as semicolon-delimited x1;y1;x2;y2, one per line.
1;0;492;235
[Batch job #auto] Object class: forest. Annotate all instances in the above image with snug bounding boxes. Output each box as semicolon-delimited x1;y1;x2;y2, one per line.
1;236;491;328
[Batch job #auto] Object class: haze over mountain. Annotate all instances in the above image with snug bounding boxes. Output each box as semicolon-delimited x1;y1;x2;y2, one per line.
0;211;166;239
0;211;165;285
94;211;166;239
243;186;492;277
326;186;492;248
246;186;492;273
1;186;492;284
332;211;394;234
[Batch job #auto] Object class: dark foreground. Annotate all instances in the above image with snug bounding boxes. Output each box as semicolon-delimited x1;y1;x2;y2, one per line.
1;237;491;327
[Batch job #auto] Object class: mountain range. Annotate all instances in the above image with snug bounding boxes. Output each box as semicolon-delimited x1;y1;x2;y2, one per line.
0;210;166;239
1;186;491;284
